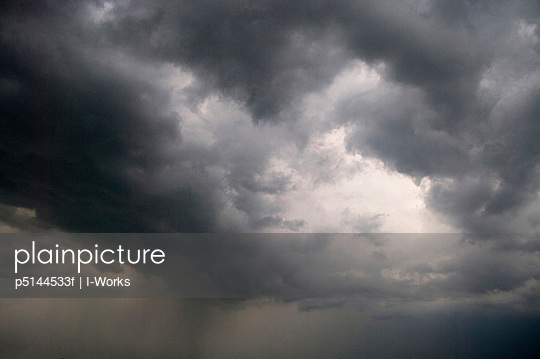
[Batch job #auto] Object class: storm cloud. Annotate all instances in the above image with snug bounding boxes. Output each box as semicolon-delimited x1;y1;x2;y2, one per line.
1;2;540;356
1;0;539;233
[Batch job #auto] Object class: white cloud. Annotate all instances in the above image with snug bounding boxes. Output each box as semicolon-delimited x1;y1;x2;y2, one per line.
159;61;455;232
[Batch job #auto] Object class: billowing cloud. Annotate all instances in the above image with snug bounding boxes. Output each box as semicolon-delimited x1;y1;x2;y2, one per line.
2;0;539;233
1;2;539;355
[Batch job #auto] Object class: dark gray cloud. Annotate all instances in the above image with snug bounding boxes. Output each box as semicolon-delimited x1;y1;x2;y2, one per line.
2;0;539;233
101;0;483;124
334;1;540;232
102;0;350;121
1;2;539;357
0;1;227;232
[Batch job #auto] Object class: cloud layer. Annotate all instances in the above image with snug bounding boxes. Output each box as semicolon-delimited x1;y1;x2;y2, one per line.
1;2;540;356
1;0;539;233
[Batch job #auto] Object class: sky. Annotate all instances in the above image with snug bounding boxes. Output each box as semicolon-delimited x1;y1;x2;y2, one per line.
0;0;539;357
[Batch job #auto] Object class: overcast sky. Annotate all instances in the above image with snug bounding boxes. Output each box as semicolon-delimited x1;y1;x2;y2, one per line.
1;1;539;357
2;0;539;234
